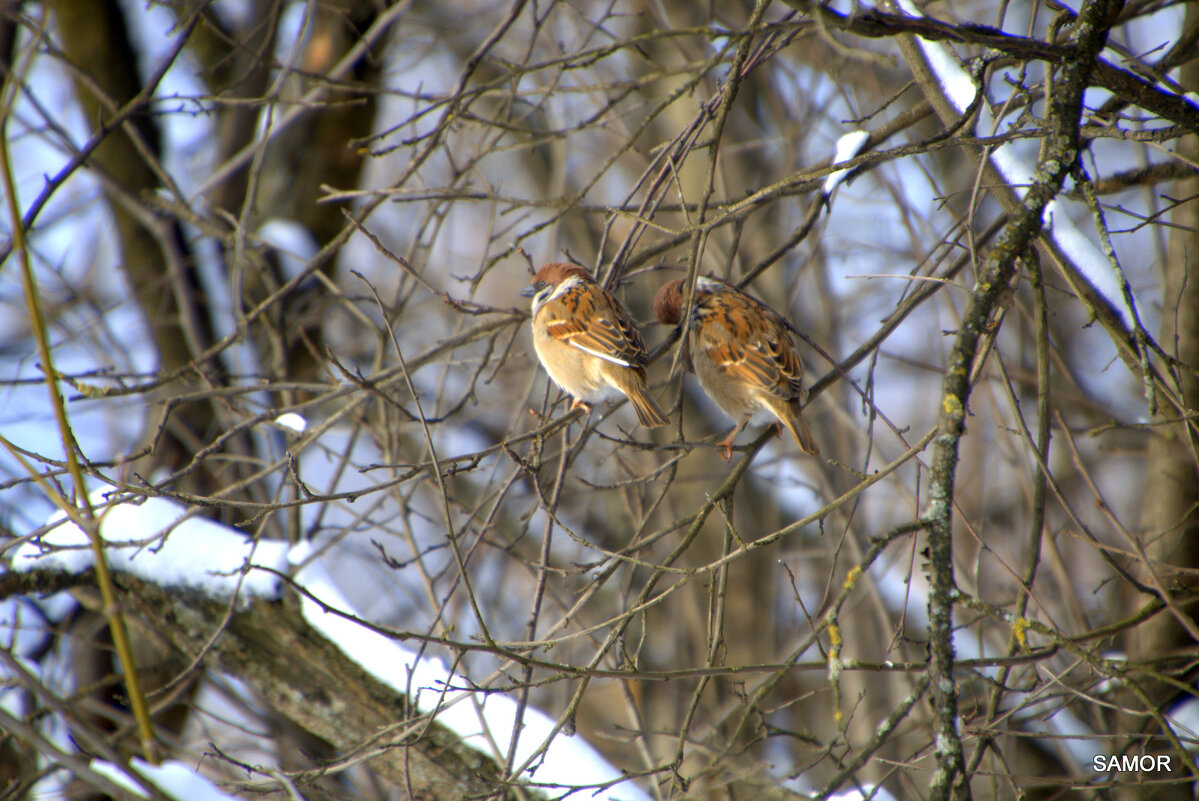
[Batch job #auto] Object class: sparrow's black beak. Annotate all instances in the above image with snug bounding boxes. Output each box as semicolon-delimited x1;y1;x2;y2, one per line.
518;282;541;299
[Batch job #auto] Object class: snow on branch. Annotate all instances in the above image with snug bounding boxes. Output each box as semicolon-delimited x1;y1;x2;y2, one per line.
91;758;241;801
889;0;1140;330
823;130;871;196
14;492;650;801
14;494;288;599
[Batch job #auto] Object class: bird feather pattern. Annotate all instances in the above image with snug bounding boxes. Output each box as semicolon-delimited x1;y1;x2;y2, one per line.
653;276;818;455
692;289;807;405
541;281;649;370
523;262;667;428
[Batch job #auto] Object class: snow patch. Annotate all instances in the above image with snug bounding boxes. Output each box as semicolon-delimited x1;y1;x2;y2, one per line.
12;492;287;599
289;541;650;800
274;412;308;433
823;130;870;195
91;759;238;801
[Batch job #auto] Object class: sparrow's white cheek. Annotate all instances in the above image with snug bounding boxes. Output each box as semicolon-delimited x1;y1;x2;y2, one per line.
529;287;553;313
545;276;583;304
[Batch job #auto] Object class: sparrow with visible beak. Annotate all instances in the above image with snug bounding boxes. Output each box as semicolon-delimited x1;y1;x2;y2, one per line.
521;263;668;428
653;276;819;458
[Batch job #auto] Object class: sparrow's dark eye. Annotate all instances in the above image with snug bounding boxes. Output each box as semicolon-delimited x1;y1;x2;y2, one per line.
519;280;548;299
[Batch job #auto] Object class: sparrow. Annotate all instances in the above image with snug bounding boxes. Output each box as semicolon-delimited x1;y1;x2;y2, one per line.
653;276;819;459
521;262;668;428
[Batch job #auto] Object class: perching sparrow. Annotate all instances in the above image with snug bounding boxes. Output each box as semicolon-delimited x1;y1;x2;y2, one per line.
653;276;819;458
521;263;668;428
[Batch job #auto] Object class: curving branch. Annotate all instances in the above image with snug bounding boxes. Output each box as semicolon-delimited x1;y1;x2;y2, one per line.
889;0;1125;797
2;567;523;801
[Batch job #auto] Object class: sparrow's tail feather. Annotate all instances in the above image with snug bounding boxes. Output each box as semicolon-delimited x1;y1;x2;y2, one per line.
781;411;820;456
627;387;669;428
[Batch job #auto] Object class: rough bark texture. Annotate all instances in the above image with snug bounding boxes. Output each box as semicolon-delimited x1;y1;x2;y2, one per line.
1120;5;1199;796
888;1;1122;798
30;571;522;801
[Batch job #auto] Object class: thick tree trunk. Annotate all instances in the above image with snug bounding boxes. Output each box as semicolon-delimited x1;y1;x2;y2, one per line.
50;0;224;481
1120;14;1199;797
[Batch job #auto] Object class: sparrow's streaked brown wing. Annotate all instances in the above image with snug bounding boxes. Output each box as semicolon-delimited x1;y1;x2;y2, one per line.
694;290;805;402
541;282;650;370
762;309;808;401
